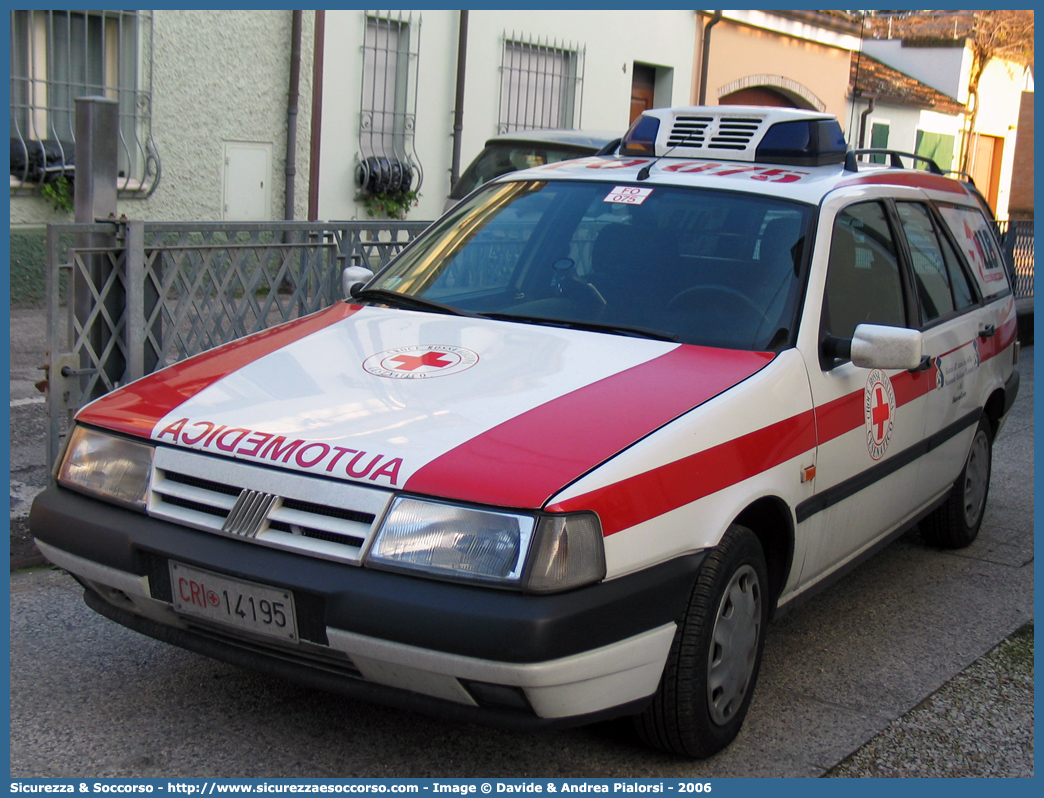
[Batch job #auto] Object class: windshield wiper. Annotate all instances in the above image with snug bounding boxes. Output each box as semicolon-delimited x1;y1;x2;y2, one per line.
482;312;679;342
351;292;679;341
350;287;478;318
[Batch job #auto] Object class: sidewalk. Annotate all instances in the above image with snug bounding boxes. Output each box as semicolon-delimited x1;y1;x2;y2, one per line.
9;307;51;569
827;623;1034;777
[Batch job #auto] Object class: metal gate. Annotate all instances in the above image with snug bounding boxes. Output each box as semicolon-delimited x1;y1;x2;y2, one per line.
999;219;1035;299
44;219;427;466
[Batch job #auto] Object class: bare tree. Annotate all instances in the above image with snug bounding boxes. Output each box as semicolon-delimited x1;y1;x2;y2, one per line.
961;11;1034;171
862;10;1033;173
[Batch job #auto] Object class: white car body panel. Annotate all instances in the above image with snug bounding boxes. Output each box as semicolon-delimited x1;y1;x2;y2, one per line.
550;350;815;580
35;105;1020;745
148;306;679;490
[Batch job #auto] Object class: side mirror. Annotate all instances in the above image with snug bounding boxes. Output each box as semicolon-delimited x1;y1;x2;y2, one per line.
824;324;925;371
342;265;375;300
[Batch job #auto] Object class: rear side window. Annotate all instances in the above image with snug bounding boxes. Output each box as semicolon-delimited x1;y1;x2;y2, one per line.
936;204;1010;299
896;202;976;324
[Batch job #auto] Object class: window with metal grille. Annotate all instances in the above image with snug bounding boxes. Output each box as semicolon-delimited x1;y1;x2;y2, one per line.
498;35;585;134
9;10;159;197
357;11;422;196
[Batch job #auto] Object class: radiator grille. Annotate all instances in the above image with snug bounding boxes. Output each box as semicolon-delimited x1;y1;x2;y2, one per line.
148;447;390;565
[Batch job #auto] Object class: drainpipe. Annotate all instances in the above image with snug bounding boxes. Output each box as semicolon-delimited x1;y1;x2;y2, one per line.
698;10;723;105
858;96;876;148
449;11;469;190
308;11;326;221
284;10;302;220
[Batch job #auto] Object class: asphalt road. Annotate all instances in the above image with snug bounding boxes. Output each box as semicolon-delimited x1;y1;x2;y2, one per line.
7;309;1034;778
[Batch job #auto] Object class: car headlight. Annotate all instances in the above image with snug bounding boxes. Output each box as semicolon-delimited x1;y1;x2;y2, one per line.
57;425;155;511
366;496;606;593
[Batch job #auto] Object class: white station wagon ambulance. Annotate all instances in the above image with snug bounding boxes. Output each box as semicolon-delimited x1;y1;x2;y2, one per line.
32;106;1020;758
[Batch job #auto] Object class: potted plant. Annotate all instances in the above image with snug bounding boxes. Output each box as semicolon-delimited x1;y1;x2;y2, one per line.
356;156;420;220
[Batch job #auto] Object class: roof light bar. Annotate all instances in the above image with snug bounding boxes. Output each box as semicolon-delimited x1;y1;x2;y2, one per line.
620;106;848;167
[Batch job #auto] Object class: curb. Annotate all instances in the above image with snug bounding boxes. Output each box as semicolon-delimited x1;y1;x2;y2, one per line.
10;514;47;572
11;553;48;572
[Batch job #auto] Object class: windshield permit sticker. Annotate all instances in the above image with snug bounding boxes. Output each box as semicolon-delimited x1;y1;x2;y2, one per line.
604;186;653;205
363;345;480;379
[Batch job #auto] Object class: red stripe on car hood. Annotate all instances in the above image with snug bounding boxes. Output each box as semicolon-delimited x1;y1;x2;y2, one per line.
75;303;363;438
404;346;774;509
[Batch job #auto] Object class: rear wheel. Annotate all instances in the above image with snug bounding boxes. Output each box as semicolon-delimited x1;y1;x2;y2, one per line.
919;418;993;549
635;524;769;758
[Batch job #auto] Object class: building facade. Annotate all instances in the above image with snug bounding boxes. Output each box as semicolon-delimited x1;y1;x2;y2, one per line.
9;9;317;226
846;51;967;173
693;11;862;118
312;9;698;221
860;36;1033;219
9;9;1031;237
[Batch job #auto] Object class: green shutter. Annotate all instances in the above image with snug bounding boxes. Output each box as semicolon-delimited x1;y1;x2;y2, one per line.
870;123;889;164
915;130;955;172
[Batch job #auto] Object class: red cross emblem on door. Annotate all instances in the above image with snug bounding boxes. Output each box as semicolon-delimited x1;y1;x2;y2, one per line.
864;369;896;461
871;386;891;443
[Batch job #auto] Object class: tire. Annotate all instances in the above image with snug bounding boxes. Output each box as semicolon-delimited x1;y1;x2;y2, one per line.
919;418;993;549
634;524;769;758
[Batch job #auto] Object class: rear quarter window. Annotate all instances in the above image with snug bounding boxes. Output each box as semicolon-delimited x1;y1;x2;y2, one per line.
935;204;1010;299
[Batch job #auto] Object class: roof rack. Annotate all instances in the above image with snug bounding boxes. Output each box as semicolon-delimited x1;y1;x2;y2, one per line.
844;148;943;174
944;168;977;186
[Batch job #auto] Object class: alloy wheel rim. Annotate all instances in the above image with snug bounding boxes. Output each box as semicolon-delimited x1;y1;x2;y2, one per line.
707;563;761;726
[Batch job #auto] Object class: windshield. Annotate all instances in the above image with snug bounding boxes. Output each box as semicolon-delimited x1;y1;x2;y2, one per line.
373;179;813;351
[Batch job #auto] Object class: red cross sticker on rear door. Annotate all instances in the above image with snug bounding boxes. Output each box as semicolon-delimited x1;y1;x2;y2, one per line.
864;369;896;461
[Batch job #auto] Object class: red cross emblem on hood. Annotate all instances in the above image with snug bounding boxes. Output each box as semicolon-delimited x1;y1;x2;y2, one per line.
363;345;480;380
390;352;455;372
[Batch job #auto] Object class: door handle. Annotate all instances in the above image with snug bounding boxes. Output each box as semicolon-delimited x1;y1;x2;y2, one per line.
978;325;996;340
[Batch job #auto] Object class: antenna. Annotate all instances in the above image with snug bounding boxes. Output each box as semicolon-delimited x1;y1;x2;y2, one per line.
635;127;700;182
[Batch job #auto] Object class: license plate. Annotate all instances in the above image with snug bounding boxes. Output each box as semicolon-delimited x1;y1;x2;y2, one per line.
169;562;298;642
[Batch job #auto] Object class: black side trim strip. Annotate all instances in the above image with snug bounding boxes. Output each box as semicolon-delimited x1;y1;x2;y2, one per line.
795;409;981;523
777;490;947;619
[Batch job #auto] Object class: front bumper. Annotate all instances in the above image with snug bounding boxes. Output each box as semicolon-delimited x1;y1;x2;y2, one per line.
31;486;704;728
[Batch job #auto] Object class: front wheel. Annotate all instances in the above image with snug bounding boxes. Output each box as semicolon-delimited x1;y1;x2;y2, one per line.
634;524;769;758
919;418;993;549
